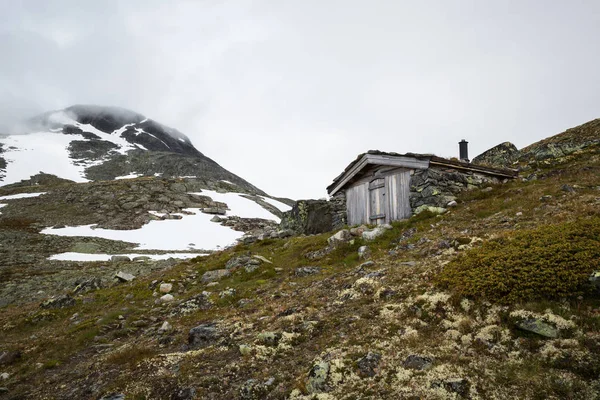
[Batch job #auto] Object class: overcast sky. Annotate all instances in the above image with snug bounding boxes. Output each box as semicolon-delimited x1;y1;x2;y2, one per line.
1;1;599;199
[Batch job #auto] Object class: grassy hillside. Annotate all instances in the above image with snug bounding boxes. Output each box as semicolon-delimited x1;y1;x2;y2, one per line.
0;144;599;399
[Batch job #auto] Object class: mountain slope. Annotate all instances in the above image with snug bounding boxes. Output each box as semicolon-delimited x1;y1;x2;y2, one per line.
1;118;598;399
0;105;264;194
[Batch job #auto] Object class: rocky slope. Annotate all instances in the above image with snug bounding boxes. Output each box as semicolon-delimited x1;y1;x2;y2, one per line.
0;119;599;399
473;118;600;168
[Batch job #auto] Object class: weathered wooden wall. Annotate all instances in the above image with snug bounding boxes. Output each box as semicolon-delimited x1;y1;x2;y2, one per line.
345;166;411;226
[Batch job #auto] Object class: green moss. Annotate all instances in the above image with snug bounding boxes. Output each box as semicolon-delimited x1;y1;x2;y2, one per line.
436;217;600;303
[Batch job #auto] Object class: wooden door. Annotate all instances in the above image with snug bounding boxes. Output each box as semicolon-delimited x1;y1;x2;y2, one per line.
369;178;386;225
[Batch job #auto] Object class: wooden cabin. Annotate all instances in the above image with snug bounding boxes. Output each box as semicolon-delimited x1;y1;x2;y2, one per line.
327;150;517;226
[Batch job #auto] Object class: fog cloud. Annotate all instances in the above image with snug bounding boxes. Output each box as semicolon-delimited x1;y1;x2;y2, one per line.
1;1;599;198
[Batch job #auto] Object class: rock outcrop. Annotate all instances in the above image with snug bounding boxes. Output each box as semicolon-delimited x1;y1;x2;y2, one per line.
472;142;520;168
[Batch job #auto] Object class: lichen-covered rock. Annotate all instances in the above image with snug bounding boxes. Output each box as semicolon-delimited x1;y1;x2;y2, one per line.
327;229;352;246
257;331;282;347
403;354;433;370
431;378;471;397
201;269;231;283
472;142;520;168
357;351;381;377
40;294;76;309
306;361;329;393
515;318;558;338
188;322;222;348
280;200;332;235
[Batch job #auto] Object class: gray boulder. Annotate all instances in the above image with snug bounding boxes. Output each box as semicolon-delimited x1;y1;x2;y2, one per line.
201;269;231;283
403;355;433;370
327;229;352;246
280;200;333;235
114;271;135;282
295;266;321;277
188;322;222;348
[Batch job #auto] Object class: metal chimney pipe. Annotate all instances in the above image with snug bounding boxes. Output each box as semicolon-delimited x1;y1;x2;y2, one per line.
459;140;469;162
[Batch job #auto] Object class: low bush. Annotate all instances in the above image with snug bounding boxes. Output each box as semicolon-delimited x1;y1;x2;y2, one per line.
435;217;600;303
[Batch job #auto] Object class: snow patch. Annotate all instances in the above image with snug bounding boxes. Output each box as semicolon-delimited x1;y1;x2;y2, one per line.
115;174;142;180
48;252;206;262
42;208;244;251
193;190;281;223
0;132;90;185
0;192;46;200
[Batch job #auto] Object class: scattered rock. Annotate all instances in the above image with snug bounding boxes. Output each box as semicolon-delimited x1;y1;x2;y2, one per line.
356;261;375;274
414;205;447;216
357;352;381;377
515;318;558;338
561;184;575;192
403;355;433;370
188;322;221;348
202;207;226;215
132;256;151;262
210;215;223;222
447;200;458;207
362;226;387;241
350;225;368;236
252;255;272;264
219;288;236;298
201;269;231;283
173;293;212;315
239;235;258;244
306;361;329;393
240;378;275;400
431;378;470;397
111;255;131;262
114;271;135;282
257;331;282;347
295;266;321;277
172;387;197;400
159;294;175;303
73;277;103;294
327;229;352;246
158;321;172;333
0;373;9;380
358;245;371;260
0;351;21;366
40;294;76;309
482;187;493;193
159;283;173;293
540;195;553;202
277;229;294;238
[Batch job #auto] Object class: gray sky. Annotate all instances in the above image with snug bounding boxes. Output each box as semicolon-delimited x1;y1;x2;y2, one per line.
1;1;599;199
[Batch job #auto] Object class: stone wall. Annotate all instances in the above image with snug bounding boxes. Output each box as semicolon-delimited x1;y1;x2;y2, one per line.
330;191;347;230
409;167;501;209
